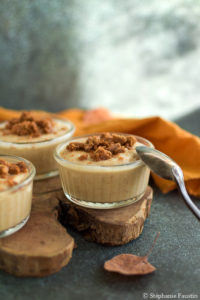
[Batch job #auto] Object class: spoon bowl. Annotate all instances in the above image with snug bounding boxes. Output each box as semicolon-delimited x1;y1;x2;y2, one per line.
136;146;200;220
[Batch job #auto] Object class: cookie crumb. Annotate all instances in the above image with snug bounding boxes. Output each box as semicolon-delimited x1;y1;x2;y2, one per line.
67;142;85;151
0;165;9;178
9;164;21;175
3;112;54;137
79;154;88;161
66;133;136;161
16;162;28;173
0;159;28;179
91;147;112;161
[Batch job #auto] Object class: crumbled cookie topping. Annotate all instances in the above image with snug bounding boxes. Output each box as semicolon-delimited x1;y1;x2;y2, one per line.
3;112;54;137
0;159;28;186
90;147;112;161
78;154;88;161
67;133;136;161
0;165;9;178
9;164;21;175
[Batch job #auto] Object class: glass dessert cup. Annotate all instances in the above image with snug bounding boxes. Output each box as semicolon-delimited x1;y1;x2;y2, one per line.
54;134;154;209
0;155;35;238
0;118;75;180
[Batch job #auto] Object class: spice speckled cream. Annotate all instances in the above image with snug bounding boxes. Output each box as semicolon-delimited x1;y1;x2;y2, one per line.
55;133;154;209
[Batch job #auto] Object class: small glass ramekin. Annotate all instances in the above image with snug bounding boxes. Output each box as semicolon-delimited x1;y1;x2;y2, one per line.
54;133;154;209
0;118;75;180
0;155;35;238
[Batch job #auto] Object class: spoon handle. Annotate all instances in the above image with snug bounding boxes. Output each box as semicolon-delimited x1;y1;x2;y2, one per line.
172;166;200;220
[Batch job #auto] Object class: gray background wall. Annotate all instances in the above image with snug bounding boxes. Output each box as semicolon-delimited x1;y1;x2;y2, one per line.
0;0;200;119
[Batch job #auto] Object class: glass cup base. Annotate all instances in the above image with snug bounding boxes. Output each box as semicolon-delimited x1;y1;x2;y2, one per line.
65;192;145;210
34;170;59;181
0;215;29;238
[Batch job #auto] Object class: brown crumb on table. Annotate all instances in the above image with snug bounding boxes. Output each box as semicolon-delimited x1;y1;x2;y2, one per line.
3;111;54;137
66;133;137;161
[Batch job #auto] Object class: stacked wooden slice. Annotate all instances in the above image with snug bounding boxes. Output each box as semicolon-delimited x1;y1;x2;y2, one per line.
0;177;152;277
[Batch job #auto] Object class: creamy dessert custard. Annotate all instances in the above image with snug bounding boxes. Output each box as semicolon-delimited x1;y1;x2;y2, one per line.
0;155;35;238
55;133;154;209
0;112;75;180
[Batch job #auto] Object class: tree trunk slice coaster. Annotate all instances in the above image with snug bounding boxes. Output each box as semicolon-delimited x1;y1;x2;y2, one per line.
0;176;153;277
58;186;153;246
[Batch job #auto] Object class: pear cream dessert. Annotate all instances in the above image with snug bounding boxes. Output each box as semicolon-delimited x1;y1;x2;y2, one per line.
0;112;75;179
0;156;35;237
55;133;153;209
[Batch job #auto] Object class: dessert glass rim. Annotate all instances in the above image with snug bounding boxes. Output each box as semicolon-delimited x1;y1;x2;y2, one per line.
54;133;154;169
0;118;75;145
0;154;36;194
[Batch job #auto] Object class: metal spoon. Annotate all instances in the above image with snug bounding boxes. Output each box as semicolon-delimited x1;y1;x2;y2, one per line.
136;146;200;220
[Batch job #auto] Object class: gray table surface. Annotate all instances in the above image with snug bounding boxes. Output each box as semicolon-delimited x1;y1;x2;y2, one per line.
0;109;200;300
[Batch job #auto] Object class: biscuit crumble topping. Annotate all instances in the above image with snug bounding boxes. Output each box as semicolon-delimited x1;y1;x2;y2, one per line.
0;159;28;186
67;133;136;161
78;154;88;161
3;112;54;137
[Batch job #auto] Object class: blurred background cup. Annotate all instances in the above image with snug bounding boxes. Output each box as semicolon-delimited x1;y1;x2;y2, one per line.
0;0;200;119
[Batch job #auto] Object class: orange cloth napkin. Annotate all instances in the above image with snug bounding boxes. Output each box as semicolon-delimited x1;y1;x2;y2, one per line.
0;107;200;197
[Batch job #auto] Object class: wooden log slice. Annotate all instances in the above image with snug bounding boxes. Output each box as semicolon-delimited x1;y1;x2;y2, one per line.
0;176;153;277
58;186;153;246
0;188;74;277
